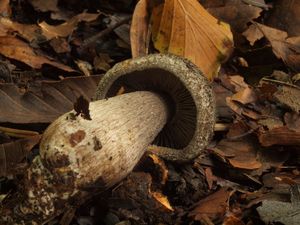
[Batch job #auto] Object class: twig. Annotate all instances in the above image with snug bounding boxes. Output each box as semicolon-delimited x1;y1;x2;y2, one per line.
80;15;132;50
0;126;39;138
242;0;271;10
261;77;300;90
214;123;230;131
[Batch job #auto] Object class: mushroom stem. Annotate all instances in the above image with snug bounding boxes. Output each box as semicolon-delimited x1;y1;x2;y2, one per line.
1;91;168;225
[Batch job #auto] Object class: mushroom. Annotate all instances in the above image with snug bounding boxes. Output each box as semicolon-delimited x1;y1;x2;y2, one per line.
0;54;215;224
95;54;215;162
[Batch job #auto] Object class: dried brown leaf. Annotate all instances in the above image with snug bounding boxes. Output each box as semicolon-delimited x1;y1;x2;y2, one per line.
242;23;264;46
130;0;149;57
39;12;100;40
223;214;245;225
267;0;300;36
212;82;234;119
0;135;41;176
0;36;74;71
258;126;300;147
0;75;101;123
215;122;262;170
189;188;231;221
243;23;300;71
49;37;71;53
0;17;44;43
231;86;257;104
284;112;300;132
207;0;263;32
204;167;215;190
151;0;233;80
93;53;113;72
0;0;11;17
28;0;59;12
274;85;300;112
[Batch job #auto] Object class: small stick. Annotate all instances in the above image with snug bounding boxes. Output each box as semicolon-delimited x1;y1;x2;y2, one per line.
80;15;132;50
0;126;39;138
213;123;230;132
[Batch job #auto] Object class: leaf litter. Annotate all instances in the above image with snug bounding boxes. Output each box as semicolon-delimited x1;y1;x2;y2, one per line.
0;0;300;224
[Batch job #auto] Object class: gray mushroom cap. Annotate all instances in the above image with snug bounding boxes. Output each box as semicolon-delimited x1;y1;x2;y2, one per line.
95;54;216;162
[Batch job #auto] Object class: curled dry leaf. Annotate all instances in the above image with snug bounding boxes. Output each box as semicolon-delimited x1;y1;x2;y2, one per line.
130;0;149;58
243;23;300;72
150;0;233;80
0;36;74;71
148;153;168;185
39;12;100;40
0;135;41;177
0;75;101;123
150;191;174;211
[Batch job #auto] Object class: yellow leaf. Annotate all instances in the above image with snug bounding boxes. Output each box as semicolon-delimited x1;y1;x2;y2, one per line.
151;0;233;80
151;191;174;211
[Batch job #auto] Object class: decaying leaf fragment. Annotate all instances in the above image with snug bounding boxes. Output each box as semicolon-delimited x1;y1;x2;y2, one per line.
150;191;174;211
0;0;11;17
28;0;59;12
0;75;101;123
213;122;262;170
130;0;149;58
0;135;41;176
0;36;74;71
150;0;233;80
243;23;300;72
189;188;231;222
0;17;45;43
39;12;100;40
206;0;263;32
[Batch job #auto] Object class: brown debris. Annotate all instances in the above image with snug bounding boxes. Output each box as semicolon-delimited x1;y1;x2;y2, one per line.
207;0;263;32
69;130;86;147
0;75;101;123
189;188;231;222
0;135;41;176
258;126;300;147
0;36;74;71
1;0;300;224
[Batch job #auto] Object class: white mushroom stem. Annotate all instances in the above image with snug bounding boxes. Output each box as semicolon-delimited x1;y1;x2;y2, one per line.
1;91;168;224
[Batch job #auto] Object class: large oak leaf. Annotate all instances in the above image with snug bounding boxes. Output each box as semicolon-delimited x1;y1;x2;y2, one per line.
0;75;101;123
151;0;233;80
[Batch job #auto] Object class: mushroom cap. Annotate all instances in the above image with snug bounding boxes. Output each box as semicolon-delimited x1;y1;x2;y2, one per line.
95;54;215;162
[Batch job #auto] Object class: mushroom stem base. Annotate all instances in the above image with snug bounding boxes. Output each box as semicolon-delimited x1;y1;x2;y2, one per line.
0;91;168;225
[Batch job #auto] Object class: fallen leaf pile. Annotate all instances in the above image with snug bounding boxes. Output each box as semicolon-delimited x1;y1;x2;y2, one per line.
0;0;300;225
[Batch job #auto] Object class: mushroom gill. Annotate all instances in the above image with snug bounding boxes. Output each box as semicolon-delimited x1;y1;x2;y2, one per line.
105;68;197;149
